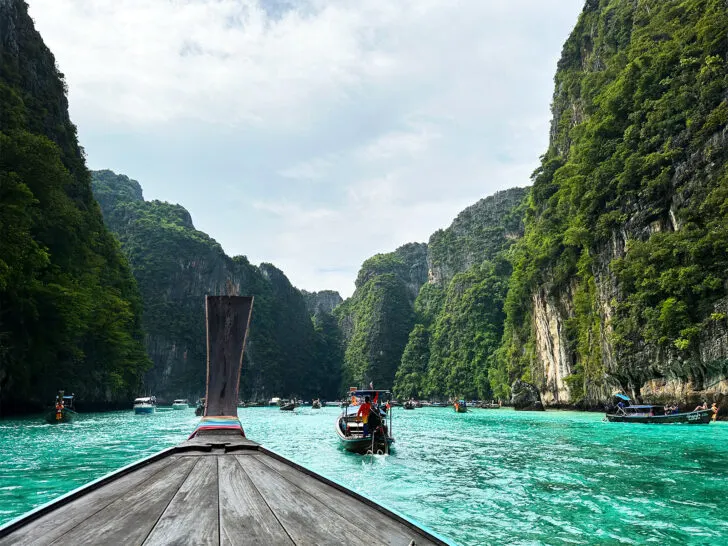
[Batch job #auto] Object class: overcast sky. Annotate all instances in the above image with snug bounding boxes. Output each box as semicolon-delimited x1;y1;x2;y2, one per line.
27;0;584;298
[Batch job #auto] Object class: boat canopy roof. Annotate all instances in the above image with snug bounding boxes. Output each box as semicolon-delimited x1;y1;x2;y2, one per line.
134;397;154;403
349;389;390;396
173;399;187;403
614;393;631;401
62;395;74;400
625;405;659;410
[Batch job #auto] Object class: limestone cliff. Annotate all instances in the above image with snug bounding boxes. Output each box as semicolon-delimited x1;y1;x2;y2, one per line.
301;290;343;317
91;170;341;401
498;0;728;408
0;1;149;413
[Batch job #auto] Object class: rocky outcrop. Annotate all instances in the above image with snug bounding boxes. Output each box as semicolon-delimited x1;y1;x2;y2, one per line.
427;188;527;286
301;290;343;316
510;380;544;411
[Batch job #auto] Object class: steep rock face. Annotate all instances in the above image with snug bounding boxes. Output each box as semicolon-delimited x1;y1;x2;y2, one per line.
91;170;340;401
428;188;527;286
499;0;728;407
0;1;149;412
335;243;426;389
301;289;343;316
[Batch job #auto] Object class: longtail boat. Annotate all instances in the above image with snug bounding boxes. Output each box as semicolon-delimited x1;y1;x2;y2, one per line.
605;405;714;424
0;296;450;545
454;400;467;413
44;392;76;424
336;389;395;454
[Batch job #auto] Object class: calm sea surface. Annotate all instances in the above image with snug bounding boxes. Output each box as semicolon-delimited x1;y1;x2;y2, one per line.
1;407;727;545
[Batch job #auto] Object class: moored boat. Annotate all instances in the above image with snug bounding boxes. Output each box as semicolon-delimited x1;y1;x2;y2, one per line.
133;396;156;415
336;389;394;454
195;397;205;416
44;391;77;424
403;400;415;410
312;398;321;409
606;405;714;424
454;400;467;413
172;399;188;410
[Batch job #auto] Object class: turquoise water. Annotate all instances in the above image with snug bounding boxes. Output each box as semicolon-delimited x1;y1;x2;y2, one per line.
1;407;727;545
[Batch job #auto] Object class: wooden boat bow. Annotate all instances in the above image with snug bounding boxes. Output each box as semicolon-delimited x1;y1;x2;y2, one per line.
0;296;450;545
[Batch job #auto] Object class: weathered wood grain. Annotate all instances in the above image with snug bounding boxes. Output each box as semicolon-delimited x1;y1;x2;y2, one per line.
143;456;219;546
204;296;253;417
254;454;437;546
48;456;197;545
0;456;177;546
237;455;383;546
218;455;293;546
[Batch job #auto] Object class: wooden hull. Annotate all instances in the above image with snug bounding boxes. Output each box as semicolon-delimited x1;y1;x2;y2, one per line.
44;408;76;424
0;432;445;545
606;409;713;424
280;403;296;411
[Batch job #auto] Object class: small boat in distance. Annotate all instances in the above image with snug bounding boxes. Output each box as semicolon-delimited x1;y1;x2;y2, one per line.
312;399;322;409
454;400;467;413
45;391;77;424
172;399;188;410
133;396;156;415
336;389;394;454
403;400;416;410
195;397;205;416
279;399;296;411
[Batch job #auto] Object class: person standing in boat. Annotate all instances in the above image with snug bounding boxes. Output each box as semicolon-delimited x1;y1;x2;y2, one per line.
712;402;719;421
357;396;372;437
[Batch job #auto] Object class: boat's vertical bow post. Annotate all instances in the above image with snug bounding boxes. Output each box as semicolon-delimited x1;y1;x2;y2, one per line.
204;295;254;417
188;296;253;440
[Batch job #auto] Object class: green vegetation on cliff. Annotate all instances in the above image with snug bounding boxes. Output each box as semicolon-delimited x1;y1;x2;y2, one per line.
336;243;426;390
0;1;150;412
91;170;343;401
337;190;526;400
495;0;728;403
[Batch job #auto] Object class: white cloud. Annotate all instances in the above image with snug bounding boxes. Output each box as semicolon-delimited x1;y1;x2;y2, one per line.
26;0;586;297
277;155;335;180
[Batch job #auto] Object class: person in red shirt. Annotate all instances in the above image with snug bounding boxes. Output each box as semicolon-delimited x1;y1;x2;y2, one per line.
356;396;372;437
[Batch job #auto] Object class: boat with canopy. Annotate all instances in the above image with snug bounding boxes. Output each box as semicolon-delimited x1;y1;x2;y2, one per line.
335;388;394;454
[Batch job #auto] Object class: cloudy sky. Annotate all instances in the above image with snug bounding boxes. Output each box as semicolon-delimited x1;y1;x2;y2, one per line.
27;0;584;297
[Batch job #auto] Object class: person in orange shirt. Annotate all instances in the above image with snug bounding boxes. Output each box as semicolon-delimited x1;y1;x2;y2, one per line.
356;396;372;437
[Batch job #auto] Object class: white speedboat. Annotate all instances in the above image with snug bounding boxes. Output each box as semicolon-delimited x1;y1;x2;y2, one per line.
133;396;156;415
172;399;188;410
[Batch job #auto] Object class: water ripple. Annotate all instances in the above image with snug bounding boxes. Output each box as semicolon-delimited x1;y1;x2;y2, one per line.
1;408;728;544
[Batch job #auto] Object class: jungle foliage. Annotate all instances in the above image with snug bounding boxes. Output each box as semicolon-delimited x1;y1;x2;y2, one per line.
0;1;149;412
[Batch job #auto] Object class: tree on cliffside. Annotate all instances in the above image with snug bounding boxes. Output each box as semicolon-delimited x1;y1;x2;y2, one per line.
0;1;150;412
496;0;728;404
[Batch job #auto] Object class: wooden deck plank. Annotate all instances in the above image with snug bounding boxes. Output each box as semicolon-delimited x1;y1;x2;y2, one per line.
0;456;177;546
237;455;384;546
254;454;439;546
218;456;294;546
143;456;219;546
48;456;197;545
